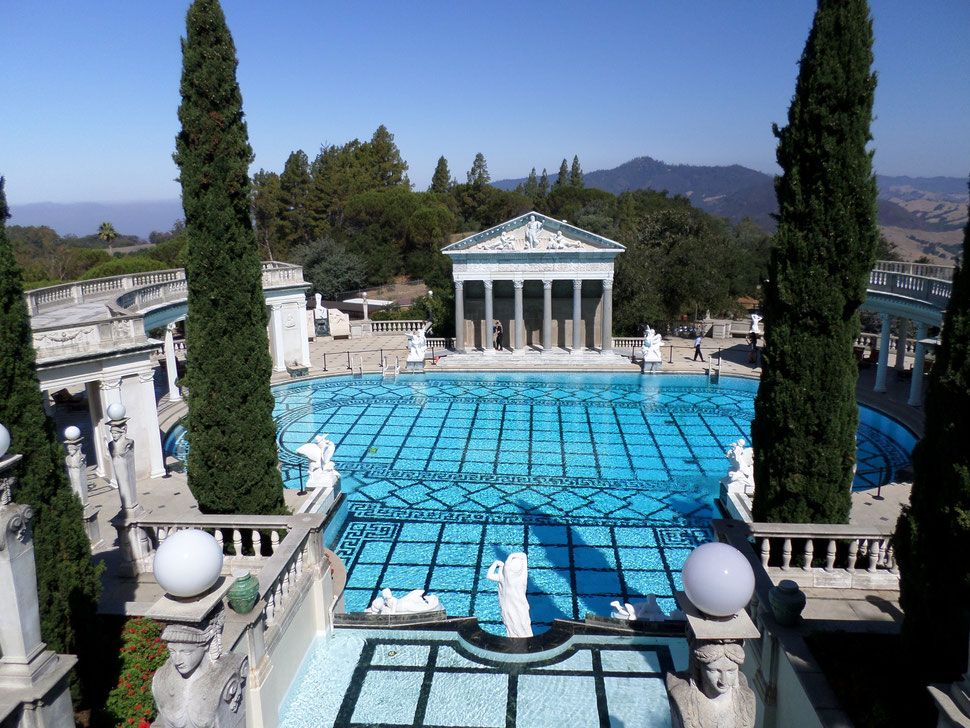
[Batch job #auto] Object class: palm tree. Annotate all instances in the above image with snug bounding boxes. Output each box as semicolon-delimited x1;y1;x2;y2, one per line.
98;221;118;256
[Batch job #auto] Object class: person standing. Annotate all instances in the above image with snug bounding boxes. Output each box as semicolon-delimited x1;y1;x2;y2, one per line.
693;334;705;362
492;320;499;350
495;320;504;351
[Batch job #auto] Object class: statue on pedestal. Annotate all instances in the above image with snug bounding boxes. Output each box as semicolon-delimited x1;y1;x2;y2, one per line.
64;437;88;506
666;640;755;728
406;328;428;362
107;418;137;509
364;588;441;615
720;439;755;496
153;608;248;728
642;325;664;372
296;434;339;491
485;552;532;638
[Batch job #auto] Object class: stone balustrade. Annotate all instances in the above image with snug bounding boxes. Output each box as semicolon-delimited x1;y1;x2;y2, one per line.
867;269;952;309
716;519;899;590
369;319;426;335
855;332;917;354
426;337;452;349
872;260;954;281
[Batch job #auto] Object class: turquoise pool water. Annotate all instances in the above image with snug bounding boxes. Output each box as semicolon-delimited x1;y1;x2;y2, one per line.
165;372;914;635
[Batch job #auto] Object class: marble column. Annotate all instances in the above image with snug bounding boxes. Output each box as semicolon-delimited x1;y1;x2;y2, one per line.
454;280;465;351
483;280;494;353
600;278;614;353
513;279;525;352
572;279;583;352
164;323;181;402
270;304;285;371
542;279;553;350
908;322;928;406
136;370;167;478
297;301;312;366
894;317;909;371
874;312;891;393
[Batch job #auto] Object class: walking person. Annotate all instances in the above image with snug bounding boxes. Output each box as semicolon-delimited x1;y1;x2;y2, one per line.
492;320;500;350
693;333;705;362
495;320;504;351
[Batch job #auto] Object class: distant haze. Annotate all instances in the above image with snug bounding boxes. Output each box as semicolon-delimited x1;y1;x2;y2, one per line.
8;200;183;240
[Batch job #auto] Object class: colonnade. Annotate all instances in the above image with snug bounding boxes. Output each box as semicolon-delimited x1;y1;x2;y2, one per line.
454;276;613;354
871;312;930;407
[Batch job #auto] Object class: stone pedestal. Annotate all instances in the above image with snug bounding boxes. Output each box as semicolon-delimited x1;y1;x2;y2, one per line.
83;504;102;548
406;360;426;372
110;504;150;574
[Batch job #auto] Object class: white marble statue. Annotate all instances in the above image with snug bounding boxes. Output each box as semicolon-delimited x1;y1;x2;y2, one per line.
296;434;338;491
642;325;664;366
64;438;88;506
486;552;532;638
364;588;441;615
548;230;566;249
153;609;248;728
720;439;755;496
525;215;543;249
609;594;684;621
328;307;351;338
666;640;756;728
749;313;762;336
406;328;428;362
107;419;137;508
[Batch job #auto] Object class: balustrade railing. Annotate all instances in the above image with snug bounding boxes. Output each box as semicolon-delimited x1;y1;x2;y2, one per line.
369;320;426;334
872;260;955;281
713;519;899;589
867;269;952;309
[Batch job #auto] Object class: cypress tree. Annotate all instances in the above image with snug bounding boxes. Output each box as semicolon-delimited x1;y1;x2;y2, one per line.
569;155;584;188
555;159;569;189
751;0;878;524
538;168;550;198
895;181;970;682
174;0;285;515
0;177;103;694
430;156;451;194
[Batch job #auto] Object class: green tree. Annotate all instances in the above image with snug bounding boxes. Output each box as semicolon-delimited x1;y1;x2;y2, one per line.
895;179;970;684
467;153;490;186
538;168;550;198
289;238;368;300
368;125;409;188
0;178;103;700
523;168;539;202
98;221;118;256
751;0;879;524
430;156;452;194
569;155;584;188
174;0;285;515
279;150;315;256
555;159;568;189
251;169;285;260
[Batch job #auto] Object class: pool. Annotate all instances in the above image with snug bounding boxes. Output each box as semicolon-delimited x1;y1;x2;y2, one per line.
166;371;914;634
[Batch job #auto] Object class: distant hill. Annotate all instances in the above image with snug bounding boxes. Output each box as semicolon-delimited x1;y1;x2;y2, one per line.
8;199;183;241
495;157;967;262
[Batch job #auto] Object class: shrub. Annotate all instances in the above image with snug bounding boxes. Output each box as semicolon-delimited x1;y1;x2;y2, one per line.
103;618;168;728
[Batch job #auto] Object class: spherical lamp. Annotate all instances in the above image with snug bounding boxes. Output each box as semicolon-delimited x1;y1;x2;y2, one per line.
0;424;10;459
64;425;82;441
153;529;224;598
106;403;127;421
681;542;755;618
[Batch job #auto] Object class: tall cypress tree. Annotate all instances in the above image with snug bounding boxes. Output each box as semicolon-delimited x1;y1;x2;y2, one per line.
895;182;970;682
0;178;103;694
751;0;878;524
174;0;285;515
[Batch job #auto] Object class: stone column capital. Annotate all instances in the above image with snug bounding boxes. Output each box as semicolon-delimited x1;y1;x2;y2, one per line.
513;279;524;290
573;279;583;290
138;371;155;384
483;280;493;290
602;278;614;291
542;279;553;289
455;280;464;291
271;303;283;312
101;377;122;391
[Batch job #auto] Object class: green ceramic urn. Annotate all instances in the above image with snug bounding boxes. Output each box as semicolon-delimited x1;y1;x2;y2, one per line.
227;570;259;614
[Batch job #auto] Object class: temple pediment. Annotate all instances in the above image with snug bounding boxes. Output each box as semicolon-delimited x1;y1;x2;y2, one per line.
443;212;624;255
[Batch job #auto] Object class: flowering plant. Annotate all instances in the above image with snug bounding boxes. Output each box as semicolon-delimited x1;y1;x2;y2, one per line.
104;618;168;728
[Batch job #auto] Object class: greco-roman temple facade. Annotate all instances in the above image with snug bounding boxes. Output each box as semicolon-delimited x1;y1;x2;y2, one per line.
442;212;625;354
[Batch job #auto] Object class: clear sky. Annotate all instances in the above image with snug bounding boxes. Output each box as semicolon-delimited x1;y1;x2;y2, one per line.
3;0;969;205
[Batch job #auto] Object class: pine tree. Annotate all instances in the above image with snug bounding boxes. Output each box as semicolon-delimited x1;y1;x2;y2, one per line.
569;155;584;188
538;168;550;198
0;178;103;696
279;150;314;255
523;168;539;201
555;159;568;189
430;156;451;194
467;153;490;186
251;169;285;260
751;0;878;524
895;180;970;683
174;0;285;515
368;125;409;188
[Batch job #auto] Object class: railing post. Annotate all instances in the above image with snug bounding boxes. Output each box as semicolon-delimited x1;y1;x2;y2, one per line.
346;352;351;370
323;353;328;372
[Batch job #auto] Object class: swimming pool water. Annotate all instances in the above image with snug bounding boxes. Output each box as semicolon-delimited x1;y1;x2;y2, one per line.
164;372;913;634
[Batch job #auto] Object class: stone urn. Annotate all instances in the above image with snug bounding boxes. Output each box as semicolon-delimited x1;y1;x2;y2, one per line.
768;579;806;626
227;570;259;614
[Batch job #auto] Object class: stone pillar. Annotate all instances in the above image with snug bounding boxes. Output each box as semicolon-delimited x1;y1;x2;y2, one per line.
601;278;614;354
107;414;138;511
483;280;494;353
63;434;102;548
454;280;465;351
874;312;891;393
298;300;312;367
894;317;909;371
136;370;167;478
908;322;928;407
572;279;583;352
270;304;285;371
362;291;369;320
0;451;79;728
513;279;525;353
98;378;123;481
542;279;553;350
164;323;181;403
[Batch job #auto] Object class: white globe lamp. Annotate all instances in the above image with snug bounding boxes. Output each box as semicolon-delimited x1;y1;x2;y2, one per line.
153;529;224;598
682;542;755;618
0;424;9;459
64;425;82;441
106;403;127;421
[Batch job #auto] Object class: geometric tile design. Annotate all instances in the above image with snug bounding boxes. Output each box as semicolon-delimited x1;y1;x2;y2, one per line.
279;628;682;728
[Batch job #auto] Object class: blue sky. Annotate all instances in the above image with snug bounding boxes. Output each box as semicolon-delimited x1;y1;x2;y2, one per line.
3;1;969;205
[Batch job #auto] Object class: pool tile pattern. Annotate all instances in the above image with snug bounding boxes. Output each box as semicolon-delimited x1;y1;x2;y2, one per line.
280;629;681;728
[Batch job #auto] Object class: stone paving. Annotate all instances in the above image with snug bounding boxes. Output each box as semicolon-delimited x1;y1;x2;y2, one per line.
69;332;921;624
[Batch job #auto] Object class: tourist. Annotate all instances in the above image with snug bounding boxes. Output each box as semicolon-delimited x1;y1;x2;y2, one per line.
493;320;500;349
495;320;504;350
693;334;705;362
